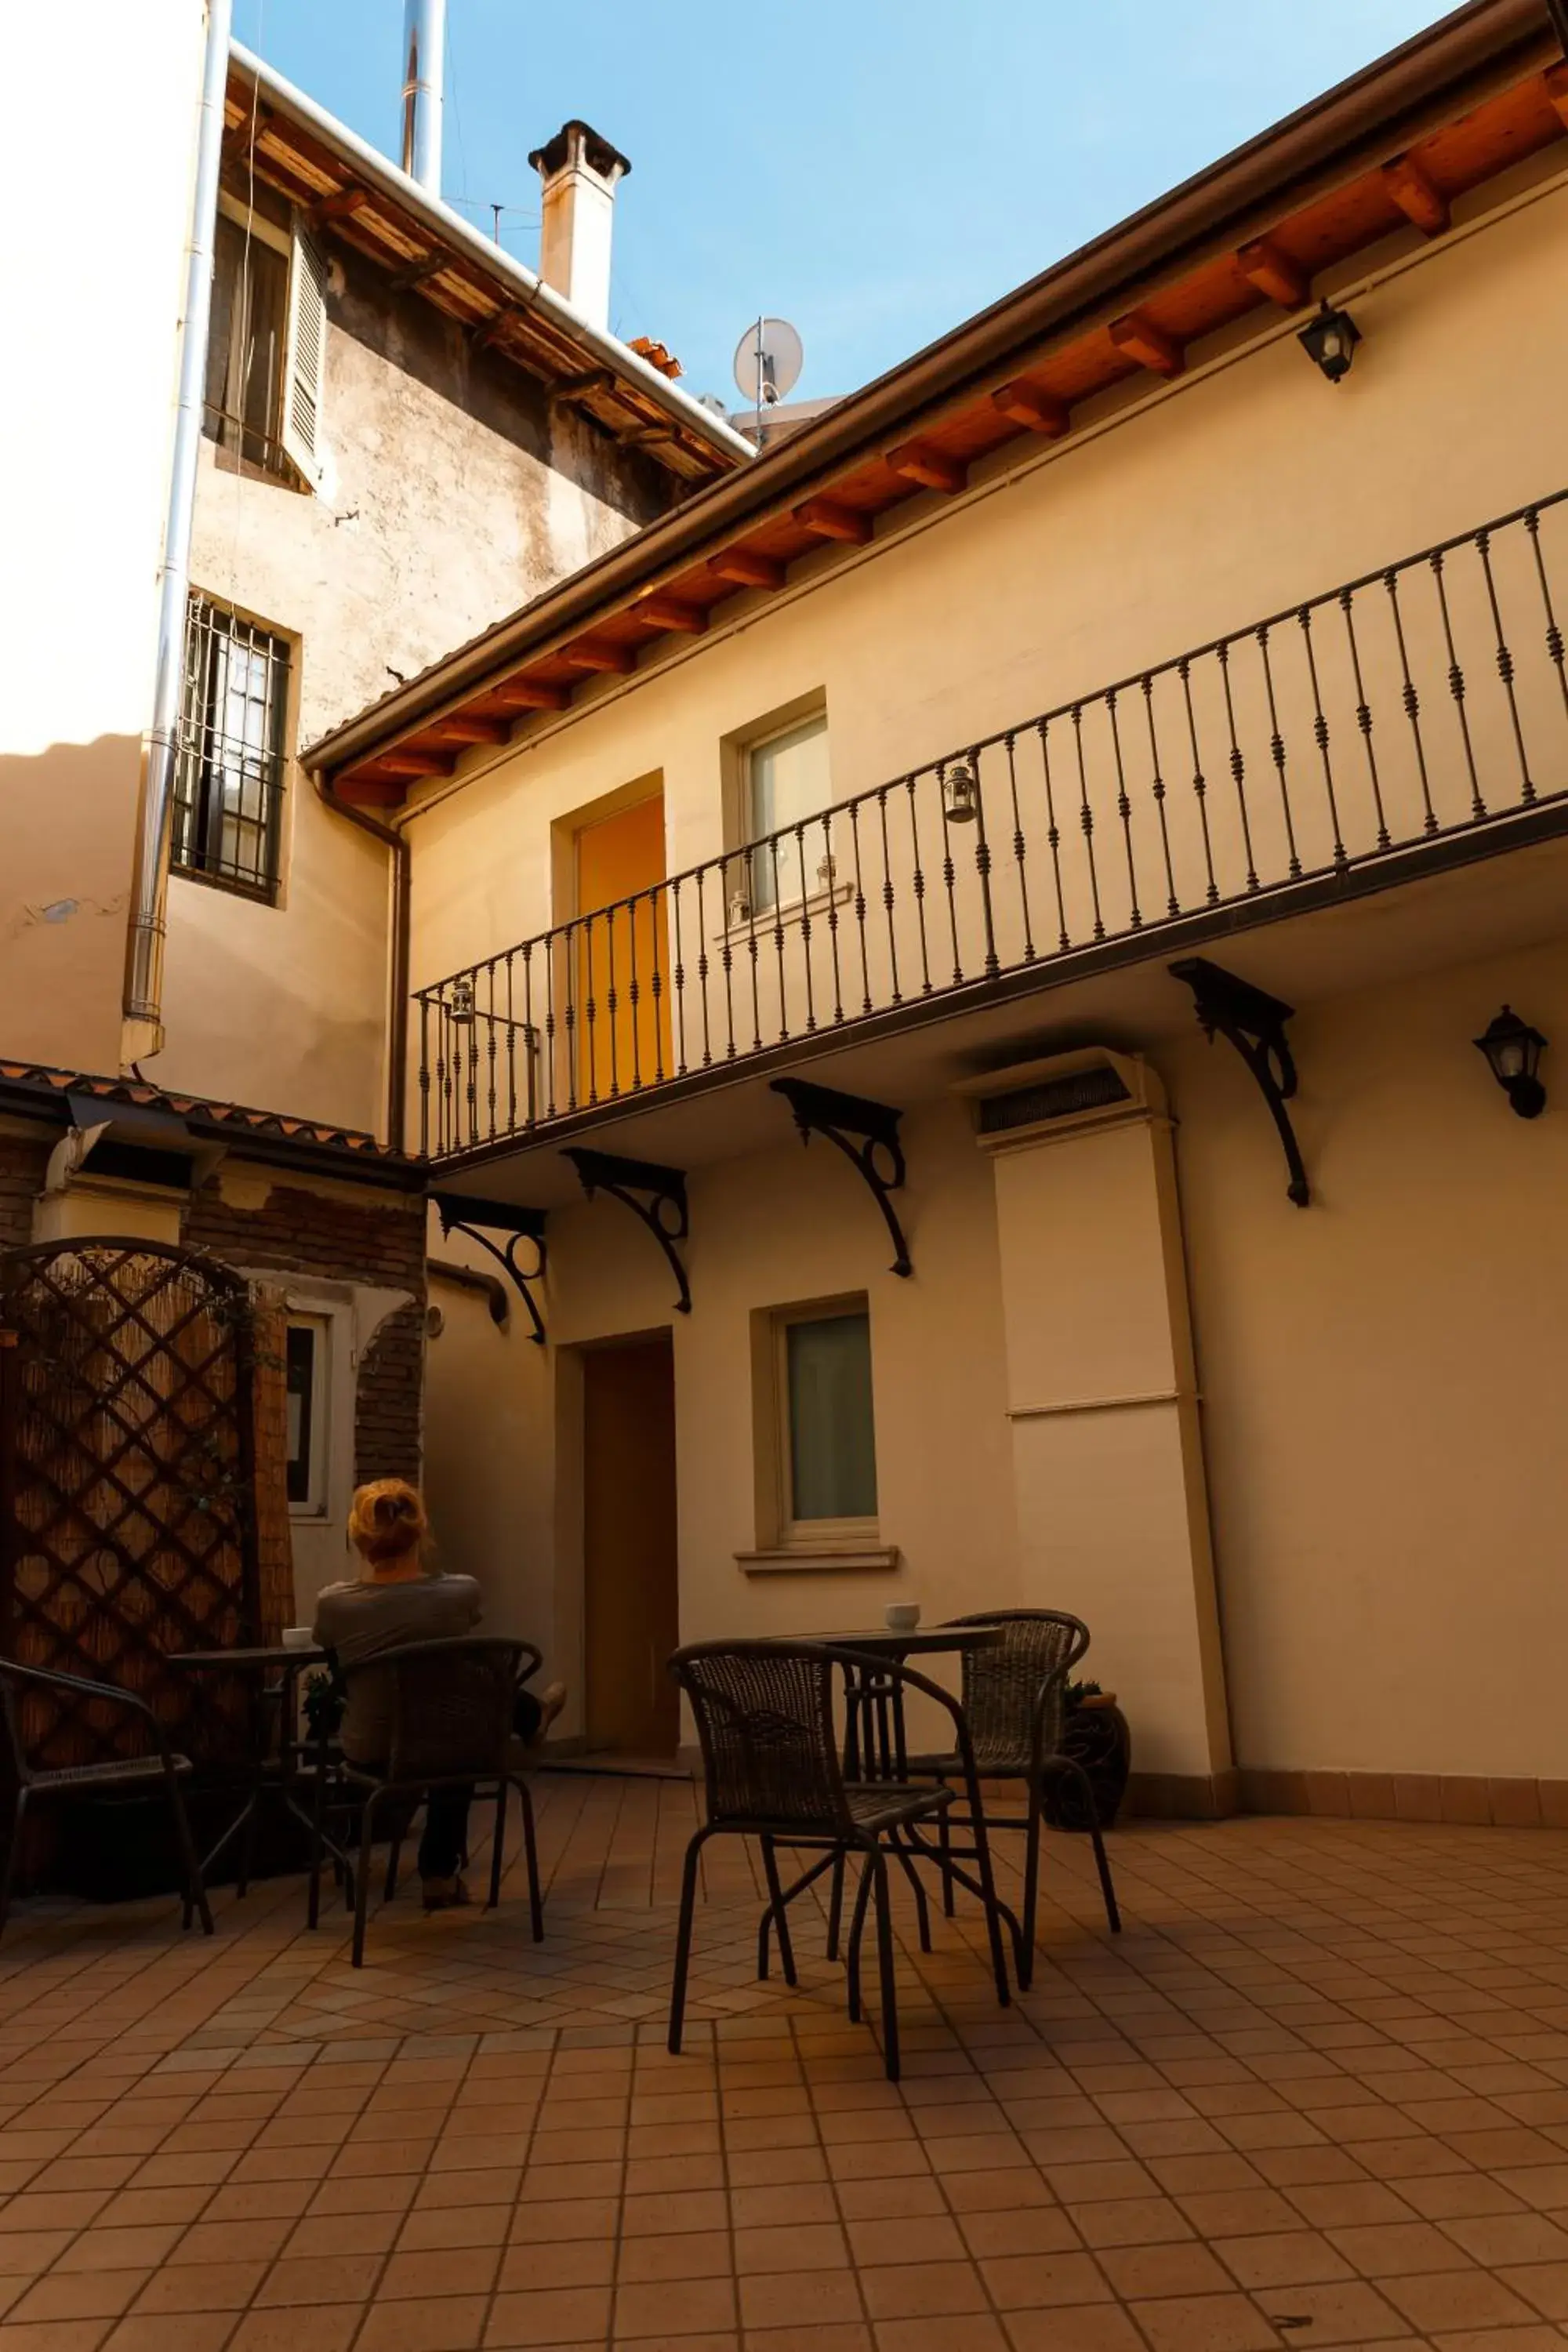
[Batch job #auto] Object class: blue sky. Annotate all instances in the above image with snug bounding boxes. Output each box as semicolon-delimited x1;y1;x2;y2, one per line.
232;0;1448;412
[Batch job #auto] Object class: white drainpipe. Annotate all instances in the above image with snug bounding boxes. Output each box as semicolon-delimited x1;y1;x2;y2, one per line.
122;0;234;1065
400;0;445;195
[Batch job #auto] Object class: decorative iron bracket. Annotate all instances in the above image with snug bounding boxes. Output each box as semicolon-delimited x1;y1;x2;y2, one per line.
1169;956;1309;1207
563;1149;691;1314
770;1078;913;1276
431;1191;550;1343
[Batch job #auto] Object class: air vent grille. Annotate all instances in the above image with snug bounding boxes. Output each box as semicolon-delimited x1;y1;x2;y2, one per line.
977;1064;1131;1134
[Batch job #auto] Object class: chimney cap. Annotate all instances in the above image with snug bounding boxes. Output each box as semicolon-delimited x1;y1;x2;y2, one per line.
528;120;631;186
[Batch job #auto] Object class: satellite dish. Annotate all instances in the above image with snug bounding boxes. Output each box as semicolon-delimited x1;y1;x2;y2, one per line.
734;317;804;408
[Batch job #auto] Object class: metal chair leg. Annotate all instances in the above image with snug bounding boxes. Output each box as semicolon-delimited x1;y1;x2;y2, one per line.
488;1780;506;1911
938;1795;955;1918
351;1791;380;1968
869;1846;900;2082
757;1834;797;1987
826;1850;846;1961
514;1777;543;1941
668;1826;710;2055
1055;1759;1121;1933
1020;1777;1044;1992
165;1765;213;1937
307;1746;326;1929
844;1853;874;2024
887;1831;933;1952
0;1789;28;1945
384;1831;402;1904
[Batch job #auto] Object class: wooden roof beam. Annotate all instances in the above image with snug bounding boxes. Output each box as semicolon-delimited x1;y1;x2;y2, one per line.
794;497;872;545
491;677;572;711
430;716;512;746
309;184;372;227
633;595;706;633
550;368;618;408
562;641;637;674
390;252;454;293
992;382;1069;436
885;440;967;493
368;748;451;779
708;548;785;591
1383;153;1450;234
472;304;528;354
1236;235;1311;308
1109;310;1185;377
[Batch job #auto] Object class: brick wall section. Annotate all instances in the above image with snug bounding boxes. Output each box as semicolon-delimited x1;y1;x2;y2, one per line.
0;1139;49;1250
185;1171;426;1486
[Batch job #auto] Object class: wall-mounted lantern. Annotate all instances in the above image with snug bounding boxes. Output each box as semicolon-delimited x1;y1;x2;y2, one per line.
1473;1005;1547;1119
448;975;476;1026
942;760;980;824
1298;300;1362;384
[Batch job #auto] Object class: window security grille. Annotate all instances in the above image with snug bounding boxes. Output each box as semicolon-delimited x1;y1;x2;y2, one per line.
173;598;291;898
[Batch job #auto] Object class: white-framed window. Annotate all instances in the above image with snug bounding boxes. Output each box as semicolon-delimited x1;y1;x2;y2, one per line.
745;712;833;915
285;1316;330;1516
770;1297;878;1547
173;596;292;900
204;200;328;488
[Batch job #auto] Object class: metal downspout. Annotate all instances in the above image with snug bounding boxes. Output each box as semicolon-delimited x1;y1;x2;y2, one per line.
400;0;445;194
122;0;234;1064
314;777;411;1152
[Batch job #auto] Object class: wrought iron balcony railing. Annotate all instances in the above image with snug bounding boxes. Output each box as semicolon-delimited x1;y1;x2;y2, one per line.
416;487;1568;1162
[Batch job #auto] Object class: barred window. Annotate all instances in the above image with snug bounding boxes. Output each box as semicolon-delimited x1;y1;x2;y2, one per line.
173;597;291;899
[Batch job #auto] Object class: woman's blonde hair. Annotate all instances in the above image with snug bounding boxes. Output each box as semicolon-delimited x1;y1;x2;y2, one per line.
348;1478;428;1568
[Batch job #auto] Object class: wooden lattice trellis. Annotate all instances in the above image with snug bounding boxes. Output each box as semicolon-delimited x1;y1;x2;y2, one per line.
0;1240;262;1772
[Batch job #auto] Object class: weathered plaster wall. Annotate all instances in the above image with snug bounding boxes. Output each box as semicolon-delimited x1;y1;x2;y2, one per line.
0;2;205;1073
158;235;672;1131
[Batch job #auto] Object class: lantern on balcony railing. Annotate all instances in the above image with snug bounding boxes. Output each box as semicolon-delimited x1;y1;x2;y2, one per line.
1473;1005;1547;1119
942;760;979;824
448;976;476;1027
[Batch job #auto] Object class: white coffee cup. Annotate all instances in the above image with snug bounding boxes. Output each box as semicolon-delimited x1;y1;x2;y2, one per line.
884;1602;921;1632
281;1626;314;1650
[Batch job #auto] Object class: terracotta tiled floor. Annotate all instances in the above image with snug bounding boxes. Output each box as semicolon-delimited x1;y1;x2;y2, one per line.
2;1780;1568;2352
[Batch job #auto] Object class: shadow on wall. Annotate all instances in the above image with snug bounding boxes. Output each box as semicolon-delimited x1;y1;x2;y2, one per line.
0;736;140;1073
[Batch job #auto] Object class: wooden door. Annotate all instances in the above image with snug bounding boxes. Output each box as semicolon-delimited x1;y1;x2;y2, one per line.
583;1334;679;1755
575;795;672;1103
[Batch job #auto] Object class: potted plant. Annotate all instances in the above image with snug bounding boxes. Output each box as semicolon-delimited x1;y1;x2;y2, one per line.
1043;1678;1131;1831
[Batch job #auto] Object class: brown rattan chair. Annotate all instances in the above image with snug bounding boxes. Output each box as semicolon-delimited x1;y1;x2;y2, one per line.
307;1637;545;1967
910;1610;1120;1987
668;1639;1010;2082
0;1659;213;1942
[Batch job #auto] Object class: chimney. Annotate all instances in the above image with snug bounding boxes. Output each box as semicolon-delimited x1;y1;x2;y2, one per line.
528;122;630;333
400;0;445;194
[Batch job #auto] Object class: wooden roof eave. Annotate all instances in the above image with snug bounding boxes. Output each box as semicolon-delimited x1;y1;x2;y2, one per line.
220;70;742;488
314;1;1567;795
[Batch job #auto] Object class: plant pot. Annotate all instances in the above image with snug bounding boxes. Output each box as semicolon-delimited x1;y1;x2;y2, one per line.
1042;1700;1131;1832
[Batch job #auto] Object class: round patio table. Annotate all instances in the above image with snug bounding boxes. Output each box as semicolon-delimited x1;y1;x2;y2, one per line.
169;1643;341;1897
760;1622;1019;1987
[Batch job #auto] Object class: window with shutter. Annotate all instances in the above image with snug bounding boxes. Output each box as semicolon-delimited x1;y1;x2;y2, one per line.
281;220;328;484
202;214;290;480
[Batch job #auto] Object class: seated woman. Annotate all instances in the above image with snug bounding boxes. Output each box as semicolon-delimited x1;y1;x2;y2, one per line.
313;1478;564;1911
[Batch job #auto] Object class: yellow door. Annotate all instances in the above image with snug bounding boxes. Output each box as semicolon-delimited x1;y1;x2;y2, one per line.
574;795;671;1102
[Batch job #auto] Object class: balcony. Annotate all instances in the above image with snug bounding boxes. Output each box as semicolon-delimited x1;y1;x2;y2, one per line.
416;488;1568;1171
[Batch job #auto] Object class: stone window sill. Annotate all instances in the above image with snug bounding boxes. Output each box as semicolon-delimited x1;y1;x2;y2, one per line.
736;1544;902;1575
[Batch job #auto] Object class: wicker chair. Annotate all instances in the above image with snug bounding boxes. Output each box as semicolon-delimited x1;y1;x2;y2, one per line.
308;1637;545;1967
0;1659;213;1942
911;1610;1120;1988
668;1639;1009;2082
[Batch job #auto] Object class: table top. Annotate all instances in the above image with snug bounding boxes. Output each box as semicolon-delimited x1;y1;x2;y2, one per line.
170;1645;326;1670
791;1624;1001;1657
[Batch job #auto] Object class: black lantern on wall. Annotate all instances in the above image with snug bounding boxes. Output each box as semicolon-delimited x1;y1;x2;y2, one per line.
1473;1005;1547;1119
1298;300;1362;384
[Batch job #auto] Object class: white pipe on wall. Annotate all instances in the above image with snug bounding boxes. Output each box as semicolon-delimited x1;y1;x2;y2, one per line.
122;0;234;1062
400;0;445;195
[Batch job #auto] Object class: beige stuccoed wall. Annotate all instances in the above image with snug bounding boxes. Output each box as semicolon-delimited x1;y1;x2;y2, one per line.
423;1098;1022;1744
157;242;670;1131
1171;924;1568;1782
0;2;205;1073
407;166;1568;1011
